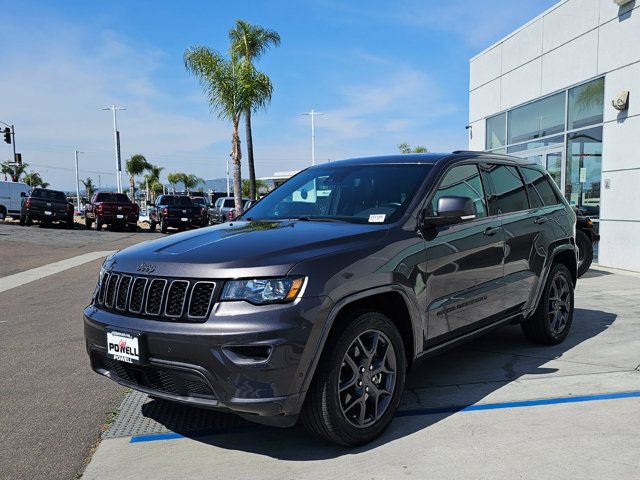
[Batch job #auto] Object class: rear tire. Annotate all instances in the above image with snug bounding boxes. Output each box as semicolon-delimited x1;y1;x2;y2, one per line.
149;220;156;231
522;264;574;345
85;218;93;230
65;218;74;229
301;311;406;446
19;214;26;226
96;220;103;231
128;223;137;232
25;214;33;226
160;218;168;234
576;230;593;278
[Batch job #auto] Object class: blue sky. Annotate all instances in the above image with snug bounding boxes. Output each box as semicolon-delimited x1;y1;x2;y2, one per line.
1;0;557;190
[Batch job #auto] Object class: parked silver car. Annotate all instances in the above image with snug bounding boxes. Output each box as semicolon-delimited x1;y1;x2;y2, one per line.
210;196;250;224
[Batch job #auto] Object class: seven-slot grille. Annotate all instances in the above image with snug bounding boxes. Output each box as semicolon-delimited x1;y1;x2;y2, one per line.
97;271;215;322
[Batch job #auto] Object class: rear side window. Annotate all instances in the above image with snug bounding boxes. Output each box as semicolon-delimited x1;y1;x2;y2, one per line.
95;193;130;203
223;199;234;208
32;189;66;202
431;164;487;218
485;165;529;214
520;167;561;207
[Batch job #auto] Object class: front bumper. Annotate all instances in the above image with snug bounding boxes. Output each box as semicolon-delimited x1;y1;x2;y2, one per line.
84;295;332;427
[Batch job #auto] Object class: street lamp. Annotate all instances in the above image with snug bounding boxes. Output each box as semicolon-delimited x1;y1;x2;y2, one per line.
101;105;126;193
301;110;324;166
74;150;84;213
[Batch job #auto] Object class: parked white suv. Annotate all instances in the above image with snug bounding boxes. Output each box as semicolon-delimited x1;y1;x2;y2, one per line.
0;180;30;220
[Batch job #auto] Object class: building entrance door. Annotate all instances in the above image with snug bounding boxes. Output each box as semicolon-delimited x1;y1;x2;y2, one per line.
511;146;565;191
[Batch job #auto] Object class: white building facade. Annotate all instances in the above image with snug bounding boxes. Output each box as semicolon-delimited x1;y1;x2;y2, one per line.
468;0;640;272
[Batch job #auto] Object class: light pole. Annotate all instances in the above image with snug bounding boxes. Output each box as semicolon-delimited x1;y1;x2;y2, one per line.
102;105;126;193
226;159;230;196
74;150;84;213
301;110;324;166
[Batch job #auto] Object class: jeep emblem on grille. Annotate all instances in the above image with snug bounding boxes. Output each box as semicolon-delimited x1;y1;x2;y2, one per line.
137;262;156;273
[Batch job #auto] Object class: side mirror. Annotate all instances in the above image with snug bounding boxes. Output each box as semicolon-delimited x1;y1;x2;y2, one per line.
422;196;477;227
20;192;26;197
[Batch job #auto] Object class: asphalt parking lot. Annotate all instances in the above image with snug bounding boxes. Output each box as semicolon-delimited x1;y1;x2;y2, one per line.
1;220;639;479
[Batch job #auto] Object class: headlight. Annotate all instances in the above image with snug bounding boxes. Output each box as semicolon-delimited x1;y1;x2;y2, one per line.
92;262;108;303
221;277;305;305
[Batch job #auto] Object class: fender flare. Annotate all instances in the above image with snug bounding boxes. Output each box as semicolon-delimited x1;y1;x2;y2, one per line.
297;284;423;399
528;242;577;318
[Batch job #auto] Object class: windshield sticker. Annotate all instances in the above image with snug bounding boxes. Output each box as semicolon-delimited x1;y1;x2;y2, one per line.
368;214;386;223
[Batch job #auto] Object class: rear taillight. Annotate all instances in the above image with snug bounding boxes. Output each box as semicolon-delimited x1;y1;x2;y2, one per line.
228;210;235;220
24;198;31;208
96;204;103;213
162;207;169;216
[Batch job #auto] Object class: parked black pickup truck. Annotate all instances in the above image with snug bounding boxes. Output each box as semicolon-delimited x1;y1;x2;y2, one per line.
149;195;197;233
575;211;600;277
19;188;74;228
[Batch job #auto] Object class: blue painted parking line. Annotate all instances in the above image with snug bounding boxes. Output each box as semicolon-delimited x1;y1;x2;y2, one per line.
128;390;640;444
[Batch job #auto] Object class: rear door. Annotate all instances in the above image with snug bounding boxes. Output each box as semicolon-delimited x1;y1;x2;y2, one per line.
482;163;554;314
424;163;505;341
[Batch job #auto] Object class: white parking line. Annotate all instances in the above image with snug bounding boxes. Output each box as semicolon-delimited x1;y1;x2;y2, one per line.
0;250;114;293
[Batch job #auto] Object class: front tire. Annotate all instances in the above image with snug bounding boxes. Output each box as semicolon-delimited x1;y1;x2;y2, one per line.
576;230;593;278
521;264;574;345
301;311;406;446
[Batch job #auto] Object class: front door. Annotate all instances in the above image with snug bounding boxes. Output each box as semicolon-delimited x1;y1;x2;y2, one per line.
424;163;505;342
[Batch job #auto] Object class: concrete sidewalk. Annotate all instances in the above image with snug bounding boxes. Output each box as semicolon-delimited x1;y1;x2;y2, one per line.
82;268;640;479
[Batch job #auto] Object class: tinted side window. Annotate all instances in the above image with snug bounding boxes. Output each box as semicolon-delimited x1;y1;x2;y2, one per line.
431;164;487;218
485;165;529;214
521;167;560;207
223;199;234;208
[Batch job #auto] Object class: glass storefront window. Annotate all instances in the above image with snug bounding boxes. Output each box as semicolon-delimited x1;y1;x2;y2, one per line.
506;134;564;154
568;78;604;130
507;92;565;144
566;126;602;217
486;113;506;150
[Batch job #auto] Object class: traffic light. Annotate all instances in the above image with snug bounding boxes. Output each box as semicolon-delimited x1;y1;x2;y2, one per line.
3;127;10;144
14;153;22;165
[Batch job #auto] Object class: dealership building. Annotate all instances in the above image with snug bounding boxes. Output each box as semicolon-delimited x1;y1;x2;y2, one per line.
468;0;640;272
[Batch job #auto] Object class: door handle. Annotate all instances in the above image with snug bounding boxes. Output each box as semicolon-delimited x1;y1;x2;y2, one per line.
534;216;548;224
483;226;501;236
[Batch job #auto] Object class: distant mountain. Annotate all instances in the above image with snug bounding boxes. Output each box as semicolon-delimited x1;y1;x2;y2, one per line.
201;178;230;193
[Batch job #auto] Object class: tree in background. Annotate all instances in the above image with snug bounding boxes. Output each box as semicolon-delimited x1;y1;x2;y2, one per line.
167;172;182;193
229;20;280;201
242;178;267;198
1;160;28;181
141;164;164;202
125;154;150;202
398;143;429;154
181;173;204;193
184;46;272;213
81;177;96;199
23;171;47;188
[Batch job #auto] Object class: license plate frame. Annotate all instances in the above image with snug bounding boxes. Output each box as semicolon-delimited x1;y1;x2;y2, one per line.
181;217;188;222
116;214;124;219
106;330;143;365
44;211;52;215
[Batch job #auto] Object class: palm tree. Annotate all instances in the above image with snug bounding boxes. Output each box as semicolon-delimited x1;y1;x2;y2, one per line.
23;171;46;187
1;161;28;181
81;177;96;199
167;172;182;193
185;46;272;213
125;154;150;202
242;178;267;198
142;164;164;202
181;173;204;193
229;20;280;201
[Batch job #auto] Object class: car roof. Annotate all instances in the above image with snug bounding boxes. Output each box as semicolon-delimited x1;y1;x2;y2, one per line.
310;151;537;168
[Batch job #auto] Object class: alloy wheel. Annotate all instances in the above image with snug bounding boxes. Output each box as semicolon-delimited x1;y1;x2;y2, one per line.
338;329;397;428
548;273;571;335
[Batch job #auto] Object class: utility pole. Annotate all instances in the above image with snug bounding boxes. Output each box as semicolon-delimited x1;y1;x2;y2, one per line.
301;110;324;166
101;105;126;193
226;159;230;196
74;150;83;213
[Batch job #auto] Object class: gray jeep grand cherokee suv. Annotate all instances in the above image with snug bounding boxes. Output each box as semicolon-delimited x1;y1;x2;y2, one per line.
84;152;577;446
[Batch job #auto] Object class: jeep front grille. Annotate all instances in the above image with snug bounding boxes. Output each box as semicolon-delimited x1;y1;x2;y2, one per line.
96;272;216;322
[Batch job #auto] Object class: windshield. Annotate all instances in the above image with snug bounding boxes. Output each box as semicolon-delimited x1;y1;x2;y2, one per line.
95;193;130;203
243;163;432;224
32;189;66;202
161;196;192;206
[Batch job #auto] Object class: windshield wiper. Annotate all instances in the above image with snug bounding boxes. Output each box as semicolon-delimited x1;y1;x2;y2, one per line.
296;216;348;223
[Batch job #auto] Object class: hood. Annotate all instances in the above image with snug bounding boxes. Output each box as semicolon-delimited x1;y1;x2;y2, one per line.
106;220;388;279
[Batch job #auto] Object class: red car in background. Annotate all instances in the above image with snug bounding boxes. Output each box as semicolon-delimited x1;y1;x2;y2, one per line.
85;192;139;231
